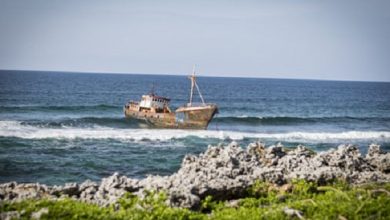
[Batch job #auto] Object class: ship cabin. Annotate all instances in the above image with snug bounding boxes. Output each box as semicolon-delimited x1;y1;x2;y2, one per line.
139;94;171;113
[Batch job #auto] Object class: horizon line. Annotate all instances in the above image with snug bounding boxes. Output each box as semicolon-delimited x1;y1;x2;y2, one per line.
0;68;389;83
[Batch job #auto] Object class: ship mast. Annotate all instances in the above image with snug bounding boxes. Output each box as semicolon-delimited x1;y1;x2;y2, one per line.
188;65;205;106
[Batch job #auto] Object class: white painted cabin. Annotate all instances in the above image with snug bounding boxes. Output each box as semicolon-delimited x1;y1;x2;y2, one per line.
139;94;170;110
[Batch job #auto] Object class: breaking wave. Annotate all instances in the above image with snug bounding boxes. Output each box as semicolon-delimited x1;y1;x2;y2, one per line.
213;116;390;125
1;120;389;143
12;116;390;130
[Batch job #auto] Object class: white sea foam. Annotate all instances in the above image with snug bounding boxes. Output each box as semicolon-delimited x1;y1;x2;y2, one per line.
0;120;389;142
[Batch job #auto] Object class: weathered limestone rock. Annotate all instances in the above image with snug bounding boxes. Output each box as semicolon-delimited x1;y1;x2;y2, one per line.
0;182;49;201
50;182;79;198
366;144;390;173
1;142;389;209
79;180;98;195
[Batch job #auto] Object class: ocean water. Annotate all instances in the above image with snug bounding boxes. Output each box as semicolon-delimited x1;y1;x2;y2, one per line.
0;70;389;185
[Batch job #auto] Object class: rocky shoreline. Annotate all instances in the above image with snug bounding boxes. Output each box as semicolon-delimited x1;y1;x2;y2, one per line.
1;142;389;209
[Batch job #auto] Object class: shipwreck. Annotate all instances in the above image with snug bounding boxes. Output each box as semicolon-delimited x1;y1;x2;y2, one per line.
124;67;218;129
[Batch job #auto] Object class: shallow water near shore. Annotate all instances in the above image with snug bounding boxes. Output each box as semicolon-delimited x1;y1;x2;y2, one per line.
0;70;390;185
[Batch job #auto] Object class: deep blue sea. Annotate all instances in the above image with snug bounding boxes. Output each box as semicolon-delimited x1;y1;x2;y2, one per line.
1;70;389;185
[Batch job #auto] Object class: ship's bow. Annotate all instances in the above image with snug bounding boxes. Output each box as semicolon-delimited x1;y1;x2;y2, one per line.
176;104;218;129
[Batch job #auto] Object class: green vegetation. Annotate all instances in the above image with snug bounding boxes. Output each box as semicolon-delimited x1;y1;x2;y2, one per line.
2;180;390;219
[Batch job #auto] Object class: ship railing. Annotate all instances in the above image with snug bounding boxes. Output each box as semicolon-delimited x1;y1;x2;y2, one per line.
183;102;216;107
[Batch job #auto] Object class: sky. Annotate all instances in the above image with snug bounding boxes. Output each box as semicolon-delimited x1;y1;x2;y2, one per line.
0;0;389;81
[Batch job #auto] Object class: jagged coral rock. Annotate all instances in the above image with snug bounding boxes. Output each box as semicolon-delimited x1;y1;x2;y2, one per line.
1;142;389;209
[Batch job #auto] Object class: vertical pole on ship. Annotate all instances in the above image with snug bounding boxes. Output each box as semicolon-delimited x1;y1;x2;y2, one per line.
189;64;196;106
188;64;206;106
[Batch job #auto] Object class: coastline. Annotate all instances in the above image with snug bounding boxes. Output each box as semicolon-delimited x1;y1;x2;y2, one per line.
1;142;389;213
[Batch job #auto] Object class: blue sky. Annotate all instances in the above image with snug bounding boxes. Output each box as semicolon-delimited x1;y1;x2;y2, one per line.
0;0;389;81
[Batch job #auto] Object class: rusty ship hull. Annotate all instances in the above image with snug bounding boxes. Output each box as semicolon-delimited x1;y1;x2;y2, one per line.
175;104;218;129
124;104;218;129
